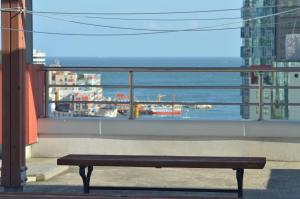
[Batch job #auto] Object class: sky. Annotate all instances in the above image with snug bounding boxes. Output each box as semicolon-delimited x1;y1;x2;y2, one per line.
33;0;243;57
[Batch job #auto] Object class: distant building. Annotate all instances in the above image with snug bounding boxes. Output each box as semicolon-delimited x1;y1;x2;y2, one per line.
241;0;300;120
33;49;46;65
49;70;104;116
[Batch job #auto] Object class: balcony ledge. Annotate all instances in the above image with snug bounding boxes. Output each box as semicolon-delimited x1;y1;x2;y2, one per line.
32;118;300;161
38;118;300;139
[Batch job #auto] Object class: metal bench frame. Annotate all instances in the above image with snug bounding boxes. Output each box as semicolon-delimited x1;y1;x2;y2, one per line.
57;155;266;198
79;166;244;198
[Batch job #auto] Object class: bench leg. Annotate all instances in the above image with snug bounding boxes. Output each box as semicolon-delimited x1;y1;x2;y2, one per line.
79;166;93;193
235;168;244;198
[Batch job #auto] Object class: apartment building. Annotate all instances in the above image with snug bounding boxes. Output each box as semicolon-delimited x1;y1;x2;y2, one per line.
241;0;300;120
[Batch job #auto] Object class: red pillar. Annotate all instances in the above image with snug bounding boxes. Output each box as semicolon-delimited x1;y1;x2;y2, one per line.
1;0;27;190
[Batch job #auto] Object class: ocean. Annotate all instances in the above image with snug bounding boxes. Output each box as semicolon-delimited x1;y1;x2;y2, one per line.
47;57;243;120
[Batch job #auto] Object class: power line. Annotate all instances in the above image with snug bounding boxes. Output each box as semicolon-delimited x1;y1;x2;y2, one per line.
0;26;241;37
3;4;300;16
2;17;300;37
23;4;300;16
26;3;300;22
48;15;242;22
27;8;241;16
25;3;300;22
27;7;300;32
1;6;300;37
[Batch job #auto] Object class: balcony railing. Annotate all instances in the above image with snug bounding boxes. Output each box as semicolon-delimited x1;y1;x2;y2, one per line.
42;66;300;121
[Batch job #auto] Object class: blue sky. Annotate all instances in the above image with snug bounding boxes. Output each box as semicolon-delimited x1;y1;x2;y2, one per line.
33;0;243;57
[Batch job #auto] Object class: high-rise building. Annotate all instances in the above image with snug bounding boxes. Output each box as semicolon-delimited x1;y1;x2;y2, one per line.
241;0;276;119
276;0;300;60
241;0;300;120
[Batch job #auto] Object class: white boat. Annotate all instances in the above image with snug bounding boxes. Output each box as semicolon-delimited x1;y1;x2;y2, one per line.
95;105;118;118
195;104;213;109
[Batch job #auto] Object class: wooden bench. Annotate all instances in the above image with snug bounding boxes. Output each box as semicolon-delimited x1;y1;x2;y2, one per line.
0;193;239;199
57;155;266;198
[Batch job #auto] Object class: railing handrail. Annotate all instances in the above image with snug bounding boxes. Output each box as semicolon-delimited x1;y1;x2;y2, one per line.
42;66;300;73
51;100;299;106
47;85;300;89
44;66;300;120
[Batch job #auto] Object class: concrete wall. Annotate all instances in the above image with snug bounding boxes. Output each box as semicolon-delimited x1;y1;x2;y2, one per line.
32;119;300;161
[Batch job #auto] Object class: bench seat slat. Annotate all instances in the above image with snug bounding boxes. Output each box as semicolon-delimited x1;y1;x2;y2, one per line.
57;155;266;169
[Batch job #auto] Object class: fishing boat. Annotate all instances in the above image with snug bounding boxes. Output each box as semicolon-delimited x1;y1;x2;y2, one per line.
150;104;182;116
149;94;182;116
115;93;129;115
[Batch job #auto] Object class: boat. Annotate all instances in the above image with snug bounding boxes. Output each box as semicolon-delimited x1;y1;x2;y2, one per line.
150;104;182;116
194;104;213;109
96;108;118;118
94;105;118;118
115;93;129;114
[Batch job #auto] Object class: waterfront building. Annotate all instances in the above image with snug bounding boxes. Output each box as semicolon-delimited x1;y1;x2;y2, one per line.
241;0;300;120
66;72;78;86
49;70;104;116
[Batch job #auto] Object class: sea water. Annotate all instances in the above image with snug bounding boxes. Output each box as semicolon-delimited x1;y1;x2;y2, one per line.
47;57;243;120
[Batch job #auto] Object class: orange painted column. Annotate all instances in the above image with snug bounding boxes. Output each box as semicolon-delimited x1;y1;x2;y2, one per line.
1;0;27;189
0;64;43;145
25;64;45;145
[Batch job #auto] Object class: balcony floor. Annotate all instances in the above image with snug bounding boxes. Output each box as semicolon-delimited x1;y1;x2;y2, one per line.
2;160;297;198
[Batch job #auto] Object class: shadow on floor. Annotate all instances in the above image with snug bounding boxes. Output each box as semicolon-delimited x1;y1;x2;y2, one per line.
2;169;300;198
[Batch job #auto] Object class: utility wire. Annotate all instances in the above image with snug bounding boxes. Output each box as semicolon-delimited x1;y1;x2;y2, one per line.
27;7;300;32
27;8;241;15
1;7;299;37
24;4;300;16
1;17;300;37
48;15;242;22
19;4;300;22
0;26;241;37
26;3;300;22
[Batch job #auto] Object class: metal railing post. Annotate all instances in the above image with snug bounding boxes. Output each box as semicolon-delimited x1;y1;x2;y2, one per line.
258;72;264;121
45;70;49;117
129;71;134;120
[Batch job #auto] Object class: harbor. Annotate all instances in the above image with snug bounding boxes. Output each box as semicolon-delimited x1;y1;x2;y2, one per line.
47;58;242;120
